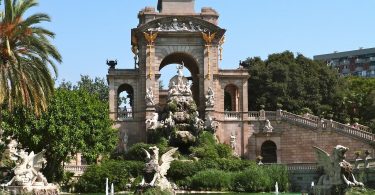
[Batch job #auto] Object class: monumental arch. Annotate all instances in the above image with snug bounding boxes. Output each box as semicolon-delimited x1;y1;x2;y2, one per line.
108;0;375;163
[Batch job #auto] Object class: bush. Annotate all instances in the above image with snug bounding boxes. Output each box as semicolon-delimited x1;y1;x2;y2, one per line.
75;160;143;193
124;143;152;161
190;169;232;191
215;144;233;159
264;164;289;191
231;166;272;192
141;187;174;195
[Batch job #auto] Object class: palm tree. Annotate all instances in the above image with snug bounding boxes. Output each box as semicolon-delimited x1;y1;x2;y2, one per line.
0;0;61;115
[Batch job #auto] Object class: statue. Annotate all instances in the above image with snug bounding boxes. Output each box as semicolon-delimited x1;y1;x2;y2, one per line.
205;115;219;131
1;140;58;194
122;132;129;152
205;87;215;107
164;112;175;127
140;146;178;191
145;87;155;106
1;140;50;188
263;119;274;132
177;62;184;77
313;145;364;195
230;133;236;150
145;113;159;130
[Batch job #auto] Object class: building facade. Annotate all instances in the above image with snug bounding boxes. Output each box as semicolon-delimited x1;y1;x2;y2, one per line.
314;47;375;77
107;0;375;165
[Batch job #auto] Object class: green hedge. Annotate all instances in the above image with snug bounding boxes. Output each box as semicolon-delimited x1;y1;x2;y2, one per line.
190;169;232;191
168;159;289;193
75;160;143;193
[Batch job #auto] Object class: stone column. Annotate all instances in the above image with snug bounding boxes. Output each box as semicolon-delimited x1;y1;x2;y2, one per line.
108;73;117;120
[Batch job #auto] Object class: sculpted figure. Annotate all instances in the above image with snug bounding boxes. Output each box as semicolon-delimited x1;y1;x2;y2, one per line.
3;148;49;187
313;145;363;195
205;87;215;107
263;119;274;132
164;112;175;127
145;113;159;130
141;146;178;191
230;133;236;150
145;87;155;106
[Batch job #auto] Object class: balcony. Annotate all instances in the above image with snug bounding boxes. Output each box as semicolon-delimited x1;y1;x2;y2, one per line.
340;59;350;65
118;108;133;120
355;58;367;64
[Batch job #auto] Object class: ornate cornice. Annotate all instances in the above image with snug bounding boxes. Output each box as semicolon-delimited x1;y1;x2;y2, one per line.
132;16;225;44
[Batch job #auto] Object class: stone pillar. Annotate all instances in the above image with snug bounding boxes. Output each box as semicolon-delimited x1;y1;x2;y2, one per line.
108;73;117;120
76;153;82;166
276;109;282;121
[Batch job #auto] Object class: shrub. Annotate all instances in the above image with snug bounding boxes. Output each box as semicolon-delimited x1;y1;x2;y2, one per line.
75;160;143;193
141;187;174;195
124;143;152;161
264;164;289;192
190;169;232;191
231;165;272;192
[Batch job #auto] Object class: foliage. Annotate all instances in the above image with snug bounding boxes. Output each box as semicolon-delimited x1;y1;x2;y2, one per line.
0;0;61;115
75;160;144;193
141;187;173;195
169;159;289;192
1;88;117;182
341;77;375;131
60;75;109;102
190;169;232;191
190;131;233;159
123;143;152;161
346;187;375;195
243;51;343;118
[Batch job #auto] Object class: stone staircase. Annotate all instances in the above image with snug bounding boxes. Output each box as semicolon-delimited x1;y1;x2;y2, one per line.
249;110;375;143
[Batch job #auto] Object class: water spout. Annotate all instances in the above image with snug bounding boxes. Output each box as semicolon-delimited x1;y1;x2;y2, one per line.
105;178;109;195
275;182;279;194
111;183;114;195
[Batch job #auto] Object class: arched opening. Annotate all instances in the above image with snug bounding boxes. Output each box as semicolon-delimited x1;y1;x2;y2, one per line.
224;84;239;111
117;84;134;120
159;52;200;108
261;140;277;163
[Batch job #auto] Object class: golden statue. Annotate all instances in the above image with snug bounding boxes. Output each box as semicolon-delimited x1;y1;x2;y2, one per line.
144;31;158;45
201;32;216;44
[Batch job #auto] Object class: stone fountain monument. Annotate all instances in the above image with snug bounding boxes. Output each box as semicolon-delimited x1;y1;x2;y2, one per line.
146;63;208;149
1;140;58;195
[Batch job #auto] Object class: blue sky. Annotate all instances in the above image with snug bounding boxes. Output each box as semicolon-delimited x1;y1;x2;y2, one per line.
27;0;375;84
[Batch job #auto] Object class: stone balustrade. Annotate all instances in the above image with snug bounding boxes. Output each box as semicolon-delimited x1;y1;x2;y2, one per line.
224;111;241;120
246;110;374;143
64;165;90;176
286;163;318;172
248;111;260;120
117;108;133;120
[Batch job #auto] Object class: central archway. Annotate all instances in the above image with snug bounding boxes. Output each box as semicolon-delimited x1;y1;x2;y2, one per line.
159;52;200;108
261;141;277;163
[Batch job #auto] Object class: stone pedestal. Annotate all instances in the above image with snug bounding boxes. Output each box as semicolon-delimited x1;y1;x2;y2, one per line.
6;185;59;195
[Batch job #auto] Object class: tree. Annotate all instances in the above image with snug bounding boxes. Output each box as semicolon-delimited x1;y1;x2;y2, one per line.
1;88;117;182
0;0;61;115
59;75;109;102
342;77;375;131
243;51;344;118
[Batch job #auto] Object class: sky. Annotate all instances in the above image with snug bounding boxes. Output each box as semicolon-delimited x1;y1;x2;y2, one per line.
24;0;375;84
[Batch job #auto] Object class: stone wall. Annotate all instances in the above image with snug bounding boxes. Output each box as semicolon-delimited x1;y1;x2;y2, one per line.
248;119;374;163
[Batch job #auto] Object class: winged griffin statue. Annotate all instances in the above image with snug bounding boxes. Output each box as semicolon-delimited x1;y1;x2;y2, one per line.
3;148;49;187
313;145;363;194
140;146;178;191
